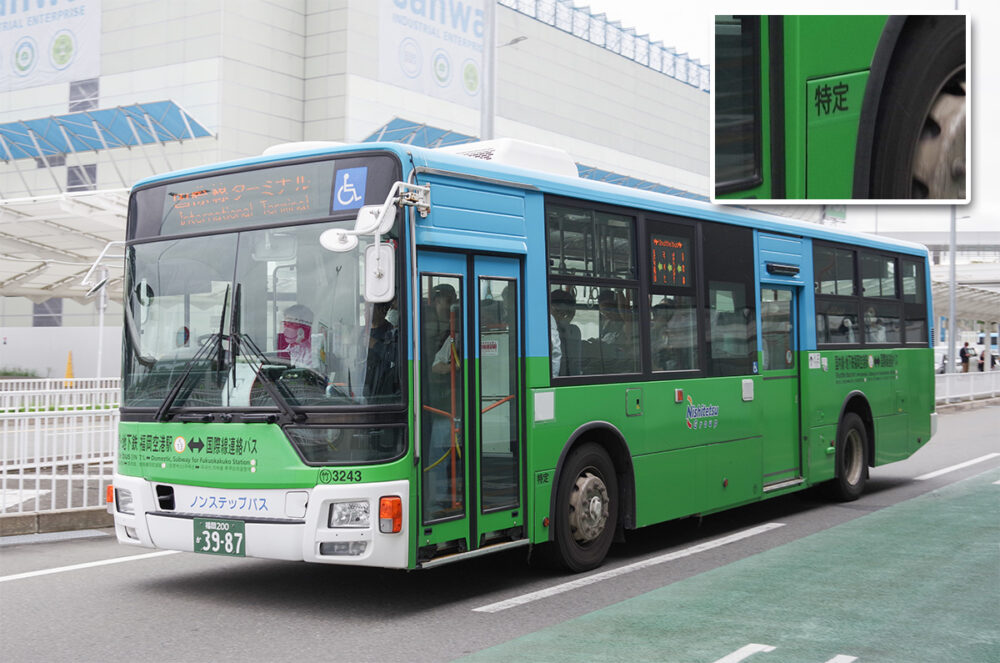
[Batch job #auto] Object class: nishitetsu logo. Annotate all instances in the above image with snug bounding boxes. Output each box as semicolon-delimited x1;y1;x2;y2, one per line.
685;394;720;430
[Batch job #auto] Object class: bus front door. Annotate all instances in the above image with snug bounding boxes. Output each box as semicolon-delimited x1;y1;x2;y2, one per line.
760;286;803;490
416;252;524;562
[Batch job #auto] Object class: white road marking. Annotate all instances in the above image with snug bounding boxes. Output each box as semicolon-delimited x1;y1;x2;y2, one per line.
0;550;180;584
473;523;785;613
914;453;1000;480
712;643;776;663
824;656;858;663
2;489;51;510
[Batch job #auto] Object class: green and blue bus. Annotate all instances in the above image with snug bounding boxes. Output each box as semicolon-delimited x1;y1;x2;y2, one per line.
714;14;966;200
110;140;936;572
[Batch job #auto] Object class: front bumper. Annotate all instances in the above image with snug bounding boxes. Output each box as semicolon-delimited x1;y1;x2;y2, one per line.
111;474;410;568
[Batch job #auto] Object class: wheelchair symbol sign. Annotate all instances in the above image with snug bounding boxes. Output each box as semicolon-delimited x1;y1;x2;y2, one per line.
333;167;368;211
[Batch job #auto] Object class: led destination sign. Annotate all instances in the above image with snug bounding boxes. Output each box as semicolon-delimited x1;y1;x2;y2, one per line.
130;154;401;240
650;234;690;287
159;161;335;235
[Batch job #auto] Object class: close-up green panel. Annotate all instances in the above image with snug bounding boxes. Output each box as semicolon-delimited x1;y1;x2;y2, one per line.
805;70;869;198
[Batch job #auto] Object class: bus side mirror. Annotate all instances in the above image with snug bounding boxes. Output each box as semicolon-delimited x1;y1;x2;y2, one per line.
353;205;394;235
364;243;394;303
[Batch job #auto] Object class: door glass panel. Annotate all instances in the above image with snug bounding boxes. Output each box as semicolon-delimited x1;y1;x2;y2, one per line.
420;274;464;522
650;293;699;371
479;278;518;511
761;288;794;371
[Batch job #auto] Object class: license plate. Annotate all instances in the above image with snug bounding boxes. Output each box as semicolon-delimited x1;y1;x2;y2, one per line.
193;518;246;557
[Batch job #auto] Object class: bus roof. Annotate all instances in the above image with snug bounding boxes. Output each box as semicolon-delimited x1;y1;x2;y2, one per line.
132;141;929;258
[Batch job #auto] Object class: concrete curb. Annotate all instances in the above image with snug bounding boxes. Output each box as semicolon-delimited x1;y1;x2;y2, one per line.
935;396;1000;412
0;507;113;537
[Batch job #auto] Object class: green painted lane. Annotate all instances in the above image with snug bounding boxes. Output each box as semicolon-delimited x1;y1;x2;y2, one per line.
463;470;1000;663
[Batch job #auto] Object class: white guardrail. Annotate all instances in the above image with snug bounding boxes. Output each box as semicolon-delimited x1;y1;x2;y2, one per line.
1;372;998;518
935;370;1000;404
1;378;119;516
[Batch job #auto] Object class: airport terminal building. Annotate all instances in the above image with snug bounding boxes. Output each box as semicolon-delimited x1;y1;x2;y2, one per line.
1;0;712;377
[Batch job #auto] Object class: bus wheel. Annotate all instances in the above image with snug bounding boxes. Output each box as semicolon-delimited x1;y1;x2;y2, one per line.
552;442;618;572
868;15;965;199
826;413;869;502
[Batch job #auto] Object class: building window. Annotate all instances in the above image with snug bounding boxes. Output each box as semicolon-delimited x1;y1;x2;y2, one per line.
69;78;100;112
33;299;63;327
68;164;97;191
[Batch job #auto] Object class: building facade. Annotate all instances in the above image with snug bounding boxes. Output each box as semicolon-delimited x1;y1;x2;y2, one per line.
1;0;711;376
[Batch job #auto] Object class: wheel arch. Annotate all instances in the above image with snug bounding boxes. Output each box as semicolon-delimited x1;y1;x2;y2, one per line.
837;390;875;471
547;421;636;542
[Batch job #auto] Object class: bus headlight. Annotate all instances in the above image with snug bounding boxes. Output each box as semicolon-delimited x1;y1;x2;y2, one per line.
115;488;135;514
329;501;370;528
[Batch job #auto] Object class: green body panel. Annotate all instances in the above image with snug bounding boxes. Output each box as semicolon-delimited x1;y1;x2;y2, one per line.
799;347;934;479
783;15;887;198
805;71;870;198
757;370;800;484
527;368;765;533
525;347;932;542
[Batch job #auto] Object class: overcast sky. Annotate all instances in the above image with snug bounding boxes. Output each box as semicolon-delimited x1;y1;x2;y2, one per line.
575;0;996;233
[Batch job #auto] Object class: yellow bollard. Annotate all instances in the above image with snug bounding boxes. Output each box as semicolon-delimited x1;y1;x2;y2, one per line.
64;351;74;387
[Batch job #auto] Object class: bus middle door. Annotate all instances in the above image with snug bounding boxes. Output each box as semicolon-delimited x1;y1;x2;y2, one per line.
416;252;524;563
760;286;803;490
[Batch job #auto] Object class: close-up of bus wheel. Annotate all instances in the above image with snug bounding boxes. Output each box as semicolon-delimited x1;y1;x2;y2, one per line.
826;412;870;502
868;15;966;199
553;442;619;572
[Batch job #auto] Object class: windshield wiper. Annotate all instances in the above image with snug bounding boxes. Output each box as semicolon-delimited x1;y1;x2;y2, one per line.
235;332;302;423
227;283;242;377
154;332;224;422
154;284;230;422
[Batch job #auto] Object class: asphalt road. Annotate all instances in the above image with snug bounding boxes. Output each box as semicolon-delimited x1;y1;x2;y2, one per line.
2;403;998;663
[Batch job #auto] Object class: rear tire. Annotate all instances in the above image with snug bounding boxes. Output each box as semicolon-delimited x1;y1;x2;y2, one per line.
826;413;869;501
551;442;618;572
868;15;966;199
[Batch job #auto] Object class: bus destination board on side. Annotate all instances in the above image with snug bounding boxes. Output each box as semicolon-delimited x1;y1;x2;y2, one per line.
651;234;690;287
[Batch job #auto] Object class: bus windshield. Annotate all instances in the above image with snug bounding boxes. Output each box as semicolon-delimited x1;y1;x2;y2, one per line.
122;220;402;411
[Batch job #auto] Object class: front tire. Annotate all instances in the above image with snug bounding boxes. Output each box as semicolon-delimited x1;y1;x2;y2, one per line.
551;442;618;572
826;413;869;501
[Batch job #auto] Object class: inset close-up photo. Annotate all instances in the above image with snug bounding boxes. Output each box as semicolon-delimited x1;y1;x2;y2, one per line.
714;14;968;202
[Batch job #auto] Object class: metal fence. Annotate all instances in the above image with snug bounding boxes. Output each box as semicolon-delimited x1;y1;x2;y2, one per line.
1;378;119;516
935;370;1000;404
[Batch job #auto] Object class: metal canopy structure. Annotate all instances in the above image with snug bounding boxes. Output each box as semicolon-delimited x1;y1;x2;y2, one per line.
0;101;211;162
0;190;128;303
1;101;214;303
931;281;1000;324
363;117;709;201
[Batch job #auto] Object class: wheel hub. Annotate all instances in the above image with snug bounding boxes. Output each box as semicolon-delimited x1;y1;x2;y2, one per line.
913;76;966;198
569;471;609;543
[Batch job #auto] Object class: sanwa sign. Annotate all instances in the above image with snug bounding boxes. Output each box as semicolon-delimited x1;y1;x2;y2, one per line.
378;0;485;109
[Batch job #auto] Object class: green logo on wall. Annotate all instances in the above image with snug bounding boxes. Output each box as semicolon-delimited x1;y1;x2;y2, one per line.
51;32;75;68
462;61;479;94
